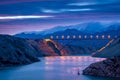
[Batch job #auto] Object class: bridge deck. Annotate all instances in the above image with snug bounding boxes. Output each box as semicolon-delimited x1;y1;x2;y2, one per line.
44;35;117;40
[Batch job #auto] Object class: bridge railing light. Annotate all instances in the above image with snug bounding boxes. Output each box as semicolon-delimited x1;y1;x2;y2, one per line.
84;35;87;39
90;35;93;39
73;35;76;39
96;35;99;39
67;35;70;39
108;35;111;39
50;36;53;39
102;35;105;39
79;35;82;39
62;35;64;39
56;36;58;39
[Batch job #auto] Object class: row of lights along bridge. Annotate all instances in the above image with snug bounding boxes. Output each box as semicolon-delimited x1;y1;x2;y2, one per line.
48;35;117;40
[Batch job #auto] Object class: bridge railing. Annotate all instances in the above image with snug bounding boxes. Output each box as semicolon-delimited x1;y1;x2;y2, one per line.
45;35;118;40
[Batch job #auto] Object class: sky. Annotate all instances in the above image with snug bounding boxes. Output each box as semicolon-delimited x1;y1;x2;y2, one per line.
0;0;120;35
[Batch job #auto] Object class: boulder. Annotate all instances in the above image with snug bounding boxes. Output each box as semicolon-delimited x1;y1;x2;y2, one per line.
83;57;120;77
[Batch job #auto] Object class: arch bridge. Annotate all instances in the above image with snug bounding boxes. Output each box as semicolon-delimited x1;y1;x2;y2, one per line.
43;34;118;53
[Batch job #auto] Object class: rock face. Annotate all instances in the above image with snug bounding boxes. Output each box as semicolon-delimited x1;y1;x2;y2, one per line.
61;45;96;55
83;57;120;77
83;37;120;77
93;37;120;58
27;39;62;56
0;35;40;67
16;38;95;56
0;35;67;67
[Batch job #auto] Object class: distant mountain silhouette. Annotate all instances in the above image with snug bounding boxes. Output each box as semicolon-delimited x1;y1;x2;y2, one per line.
44;29;87;38
15;33;43;39
14;22;120;39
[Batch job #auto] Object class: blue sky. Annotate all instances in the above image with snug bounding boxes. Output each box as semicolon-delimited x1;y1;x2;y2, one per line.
0;0;120;35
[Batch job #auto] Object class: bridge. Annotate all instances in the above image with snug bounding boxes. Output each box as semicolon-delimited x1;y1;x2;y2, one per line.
45;35;118;40
44;34;119;58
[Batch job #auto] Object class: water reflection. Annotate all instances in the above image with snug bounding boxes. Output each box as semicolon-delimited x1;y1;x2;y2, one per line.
0;56;117;80
45;56;105;75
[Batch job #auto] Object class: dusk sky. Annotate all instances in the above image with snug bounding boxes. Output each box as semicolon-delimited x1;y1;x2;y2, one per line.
0;0;120;35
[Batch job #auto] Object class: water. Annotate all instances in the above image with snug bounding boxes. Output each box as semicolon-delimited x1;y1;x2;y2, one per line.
0;56;118;80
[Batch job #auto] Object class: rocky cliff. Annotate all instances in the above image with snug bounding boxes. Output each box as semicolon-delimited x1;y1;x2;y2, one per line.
27;39;63;56
83;57;120;77
60;44;96;55
0;35;39;67
27;39;95;56
93;37;120;58
83;37;120;78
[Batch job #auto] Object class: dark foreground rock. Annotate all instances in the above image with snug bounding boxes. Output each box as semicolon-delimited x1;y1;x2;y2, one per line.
0;35;40;67
83;57;120;78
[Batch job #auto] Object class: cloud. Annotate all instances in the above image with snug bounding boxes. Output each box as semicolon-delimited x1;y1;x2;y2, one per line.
0;15;54;20
67;1;119;6
42;9;61;13
67;2;98;6
42;8;93;13
65;8;92;11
